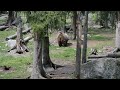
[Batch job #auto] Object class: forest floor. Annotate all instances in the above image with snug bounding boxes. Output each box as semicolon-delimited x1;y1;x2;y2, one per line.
0;26;116;79
45;29;115;79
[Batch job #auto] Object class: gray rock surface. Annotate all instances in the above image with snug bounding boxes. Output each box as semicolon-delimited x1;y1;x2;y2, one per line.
81;58;120;79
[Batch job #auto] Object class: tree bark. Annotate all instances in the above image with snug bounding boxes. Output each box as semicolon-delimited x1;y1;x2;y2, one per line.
16;19;23;53
31;32;51;79
111;13;115;29
43;28;63;69
115;12;120;50
15;11;17;18
64;14;67;33
104;19;109;28
16;17;29;54
82;11;88;64
42;36;55;68
75;11;82;79
6;11;15;26
73;11;77;40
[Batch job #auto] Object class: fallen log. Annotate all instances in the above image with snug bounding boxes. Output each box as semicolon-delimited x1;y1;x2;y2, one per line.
7;36;33;52
88;55;107;59
88;53;120;59
6;28;31;40
107;53;120;58
0;23;6;26
24;36;33;43
22;28;31;34
0;25;9;31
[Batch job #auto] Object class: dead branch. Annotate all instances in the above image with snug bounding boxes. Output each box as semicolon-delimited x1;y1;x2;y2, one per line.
6;28;31;40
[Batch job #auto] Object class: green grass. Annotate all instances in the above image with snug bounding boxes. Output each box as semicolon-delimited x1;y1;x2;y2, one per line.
0;55;32;79
0;28;33;79
0;29;16;53
88;34;112;41
50;45;76;60
88;28;115;34
0;20;116;79
0;18;7;24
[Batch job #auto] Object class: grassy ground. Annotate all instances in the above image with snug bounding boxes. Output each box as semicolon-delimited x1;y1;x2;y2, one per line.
0;24;116;78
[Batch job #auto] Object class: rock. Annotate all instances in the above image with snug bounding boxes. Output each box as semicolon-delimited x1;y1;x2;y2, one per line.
6;39;16;49
81;58;120;79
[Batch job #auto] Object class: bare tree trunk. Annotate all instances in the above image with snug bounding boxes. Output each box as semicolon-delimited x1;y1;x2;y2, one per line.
31;32;51;79
104;19;109;28
82;11;88;64
73;11;77;40
111;13;115;29
16;17;29;54
6;11;15;26
16;19;23;53
42;36;56;69
115;22;120;50
115;12;120;51
43;28;63;69
75;11;82;79
15;11;17;18
64;14;67;33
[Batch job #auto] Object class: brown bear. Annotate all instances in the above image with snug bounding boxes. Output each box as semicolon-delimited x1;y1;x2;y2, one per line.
57;31;69;47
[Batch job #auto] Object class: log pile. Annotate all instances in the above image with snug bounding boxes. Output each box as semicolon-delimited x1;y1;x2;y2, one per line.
7;36;33;52
6;28;31;40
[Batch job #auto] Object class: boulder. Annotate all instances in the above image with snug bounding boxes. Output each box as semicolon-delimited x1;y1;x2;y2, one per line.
6;39;16;49
81;58;120;79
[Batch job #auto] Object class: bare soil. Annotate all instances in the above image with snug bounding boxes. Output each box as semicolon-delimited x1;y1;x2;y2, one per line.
0;66;15;73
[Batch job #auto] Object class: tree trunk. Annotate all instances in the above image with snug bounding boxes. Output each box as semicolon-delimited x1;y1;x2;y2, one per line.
73;11;77;40
115;21;120;49
104;19;109;28
111;13;115;29
6;11;15;26
42;36;56;69
115;12;120;50
16;19;23;53
16;17;29;54
15;11;17;18
42;28;63;69
75;11;82;79
82;11;88;64
64;14;66;33
31;32;50;79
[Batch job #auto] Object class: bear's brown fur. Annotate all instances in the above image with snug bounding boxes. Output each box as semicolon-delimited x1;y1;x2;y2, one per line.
57;31;69;47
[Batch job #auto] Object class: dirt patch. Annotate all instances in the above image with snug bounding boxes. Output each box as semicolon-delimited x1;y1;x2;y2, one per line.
48;65;75;79
7;49;32;57
27;59;75;79
0;66;15;73
27;64;75;79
